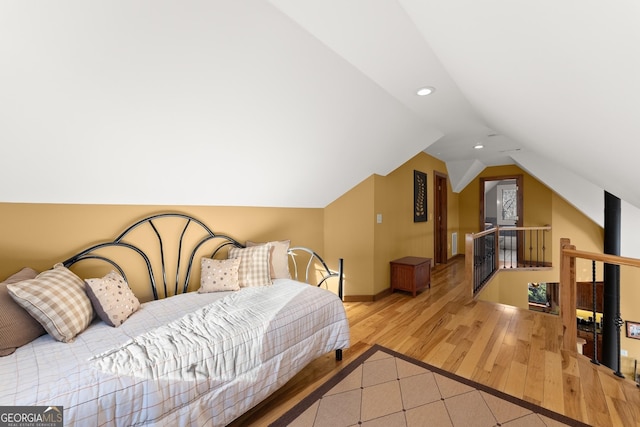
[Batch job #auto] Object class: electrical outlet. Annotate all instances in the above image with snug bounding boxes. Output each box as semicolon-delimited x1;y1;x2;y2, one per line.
621;349;628;357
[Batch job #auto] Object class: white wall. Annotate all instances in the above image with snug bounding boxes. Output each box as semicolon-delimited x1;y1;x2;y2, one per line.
0;1;442;208
512;151;640;257
622;201;640;258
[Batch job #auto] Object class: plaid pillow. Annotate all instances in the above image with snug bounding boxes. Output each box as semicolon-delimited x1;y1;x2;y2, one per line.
199;257;241;293
228;245;272;288
7;264;94;343
246;240;292;279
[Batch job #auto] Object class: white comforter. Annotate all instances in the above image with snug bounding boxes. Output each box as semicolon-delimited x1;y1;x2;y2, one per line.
0;279;350;426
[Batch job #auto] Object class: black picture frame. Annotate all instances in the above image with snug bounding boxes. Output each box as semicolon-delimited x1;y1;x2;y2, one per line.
626;321;640;339
414;170;427;222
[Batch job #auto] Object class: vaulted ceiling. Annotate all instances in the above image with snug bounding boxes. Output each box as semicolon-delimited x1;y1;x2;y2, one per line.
2;1;639;221
270;0;640;220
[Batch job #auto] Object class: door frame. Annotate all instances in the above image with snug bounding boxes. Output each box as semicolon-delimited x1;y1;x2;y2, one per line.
434;171;448;264
480;174;524;263
479;174;523;230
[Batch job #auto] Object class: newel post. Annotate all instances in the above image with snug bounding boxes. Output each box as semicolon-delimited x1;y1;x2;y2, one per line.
465;233;474;297
560;238;577;352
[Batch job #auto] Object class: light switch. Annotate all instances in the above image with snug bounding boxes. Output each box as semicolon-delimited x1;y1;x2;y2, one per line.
376;213;382;224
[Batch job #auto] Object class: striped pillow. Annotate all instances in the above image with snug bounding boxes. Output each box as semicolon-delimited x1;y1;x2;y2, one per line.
228;245;272;288
7;264;93;343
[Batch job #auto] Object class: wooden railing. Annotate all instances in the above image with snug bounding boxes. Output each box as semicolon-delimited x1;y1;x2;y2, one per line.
466;225;552;296
560;238;640;371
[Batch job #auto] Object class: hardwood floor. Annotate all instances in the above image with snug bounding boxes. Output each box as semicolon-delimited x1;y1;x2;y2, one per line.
231;257;640;426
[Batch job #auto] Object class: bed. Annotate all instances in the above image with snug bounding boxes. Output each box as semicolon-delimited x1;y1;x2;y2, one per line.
0;213;350;426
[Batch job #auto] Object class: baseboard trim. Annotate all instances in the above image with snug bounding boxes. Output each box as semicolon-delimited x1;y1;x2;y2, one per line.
343;256;466;303
343;287;392;302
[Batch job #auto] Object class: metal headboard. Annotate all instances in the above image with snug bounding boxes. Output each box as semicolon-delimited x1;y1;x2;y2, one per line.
62;213;242;300
62;213;344;301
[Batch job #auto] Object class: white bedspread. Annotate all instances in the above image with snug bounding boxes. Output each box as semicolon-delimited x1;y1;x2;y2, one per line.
0;279;350;426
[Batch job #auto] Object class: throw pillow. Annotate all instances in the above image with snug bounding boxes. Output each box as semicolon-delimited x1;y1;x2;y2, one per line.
246;240;291;279
199;257;241;293
228;245;272;287
0;267;46;356
85;271;141;327
7;264;94;343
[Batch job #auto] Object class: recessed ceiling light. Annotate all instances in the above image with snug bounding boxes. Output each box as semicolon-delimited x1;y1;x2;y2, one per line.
474;143;484;149
416;86;435;96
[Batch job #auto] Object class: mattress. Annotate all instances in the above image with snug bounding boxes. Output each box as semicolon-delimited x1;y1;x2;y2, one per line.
0;279;350;426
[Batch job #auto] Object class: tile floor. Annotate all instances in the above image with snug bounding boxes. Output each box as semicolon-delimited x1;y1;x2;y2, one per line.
287;349;577;427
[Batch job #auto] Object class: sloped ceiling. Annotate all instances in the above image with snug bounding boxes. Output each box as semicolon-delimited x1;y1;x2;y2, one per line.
1;1;639;213
0;1;441;207
271;0;640;214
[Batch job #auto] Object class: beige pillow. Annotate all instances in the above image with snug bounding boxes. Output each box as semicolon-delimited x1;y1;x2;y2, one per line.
199;257;241;293
246;240;291;279
85;271;140;327
228;245;272;287
7;264;94;343
0;267;46;356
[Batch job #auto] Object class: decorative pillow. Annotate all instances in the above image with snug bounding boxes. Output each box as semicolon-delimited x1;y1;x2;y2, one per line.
228;245;272;287
199;257;241;293
85;271;140;327
7;264;94;343
246;240;291;279
0;267;46;356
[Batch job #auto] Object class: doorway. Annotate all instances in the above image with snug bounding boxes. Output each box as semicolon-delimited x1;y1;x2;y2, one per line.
480;175;523;267
434;172;448;264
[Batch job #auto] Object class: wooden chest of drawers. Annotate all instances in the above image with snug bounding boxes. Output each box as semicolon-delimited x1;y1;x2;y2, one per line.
390;256;431;297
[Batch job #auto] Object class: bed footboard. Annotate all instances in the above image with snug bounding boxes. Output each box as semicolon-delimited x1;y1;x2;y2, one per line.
287;247;346;361
288;247;344;301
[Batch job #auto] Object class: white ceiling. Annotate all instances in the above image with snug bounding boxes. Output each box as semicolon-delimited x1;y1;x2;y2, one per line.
1;1;639;214
271;0;640;211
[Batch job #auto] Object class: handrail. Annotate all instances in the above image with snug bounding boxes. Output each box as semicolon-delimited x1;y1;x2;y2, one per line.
560;238;640;378
562;248;640;268
466;225;551;296
500;226;553;231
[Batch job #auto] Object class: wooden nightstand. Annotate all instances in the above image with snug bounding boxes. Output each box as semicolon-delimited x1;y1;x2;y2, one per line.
390;256;431;297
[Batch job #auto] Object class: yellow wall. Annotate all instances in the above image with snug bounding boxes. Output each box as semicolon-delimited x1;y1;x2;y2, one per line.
478;269;559;311
470;166;566;309
374;153;459;293
621;266;640;374
0;203;323;301
324;176;375;298
326;151;458;298
551;193;604;282
459;164;553;232
474;168;604;311
1;151;458;302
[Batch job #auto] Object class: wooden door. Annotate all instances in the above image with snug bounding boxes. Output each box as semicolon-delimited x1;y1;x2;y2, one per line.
434;172;448;264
